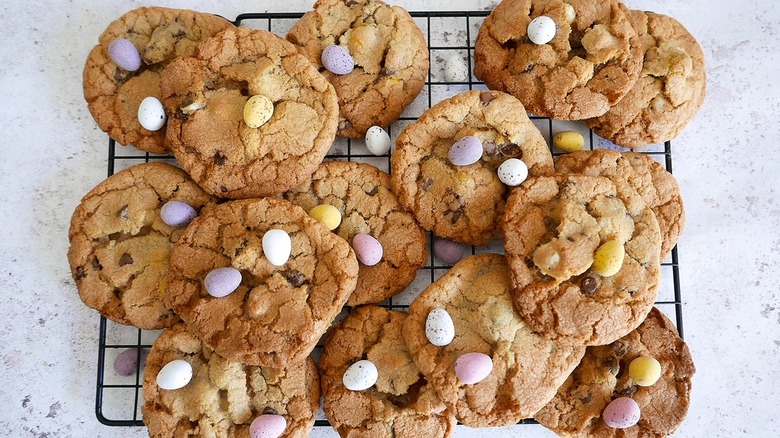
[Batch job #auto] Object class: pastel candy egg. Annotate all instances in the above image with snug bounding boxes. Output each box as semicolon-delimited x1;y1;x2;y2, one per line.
137;96;166;131
204;267;242;298
310;204;341;230
108;38;141;71
425;308;455;346
455;352;493;384
592;239;625;277
497;158;529;186
629;356;662;387
114;348;149;376
322;45;354;75
244;95;274;129
343;360;378;391
448;136;483;166
365;126;392;156
603;397;641;429
156;359;192;390
433;238;467;264
353;233;383;266
527;16;557;45
263;229;292;266
160;200;197;227
444;54;469;82
553;131;585;152
249;414;287;438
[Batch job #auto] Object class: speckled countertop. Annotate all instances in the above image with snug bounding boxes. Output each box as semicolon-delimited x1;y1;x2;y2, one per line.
1;0;778;437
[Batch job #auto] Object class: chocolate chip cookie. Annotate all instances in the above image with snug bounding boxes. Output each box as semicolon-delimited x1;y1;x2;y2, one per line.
403;254;585;427
142;323;320;438
67;162;218;329
474;0;643;120
161;27;339;198
535;307;695;437
165;197;359;368
83;7;234;153
286;0;429;138
391;90;553;245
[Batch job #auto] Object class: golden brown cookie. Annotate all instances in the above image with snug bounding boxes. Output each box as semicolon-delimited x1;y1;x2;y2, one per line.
83;7;234;153
284;161;428;306
165;197;358;368
142;323;320;438
403;254;586;427
161;27;338;198
67;162;218;329
536;308;695;437
503;174;662;346
320;306;456;437
474;0;643;120
587;11;707;149
391;90;553;245
286;0;429;138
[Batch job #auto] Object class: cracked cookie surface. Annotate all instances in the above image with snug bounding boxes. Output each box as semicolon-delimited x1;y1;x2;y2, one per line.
83;7;233;153
536;307;695;437
474;0;642;120
166;197;358;368
320;306;455;437
402;254;585;427
391;90;553;245
503;174;662;346
161;27;338;198
587;11;706;149
67;162;218;329
286;0;429;138
142;323;319;438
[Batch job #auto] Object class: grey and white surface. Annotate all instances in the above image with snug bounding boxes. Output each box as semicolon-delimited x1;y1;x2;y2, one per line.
1;0;778;437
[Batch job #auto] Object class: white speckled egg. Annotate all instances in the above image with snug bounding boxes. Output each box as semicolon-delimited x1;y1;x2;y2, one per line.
138;96;166;131
448;136;483;166
497;158;529;186
108;38;141;71
263;229;292;266
204;267;242;298
343;360;378;391
321;45;354;75
454;352;493;384
353;233;383;266
425;308;455;346
527;16;557;45
156;359;192;390
444;54;469;82
365;126;391;156
160;200;197;227
249;414;287;438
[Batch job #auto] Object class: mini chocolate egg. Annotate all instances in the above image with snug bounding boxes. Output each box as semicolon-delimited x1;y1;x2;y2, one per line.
309;204;341;230
433;238;468;264
262;229;292;266
244;95;274;129
343;360;378;391
527;16;557;45
249;414;287;438
603;397;641;429
138;96;166;131
321;45;354;75
629;356;662;387
497;158;529;186
425;308;455;346
204;267;242;298
444;54;469;82
156;359;192;390
114;348;149;376
160;200;197;227
365;126;392;156
108;38;141;71
455;352;493;384
353;233;383;266
553;130;585;152
592;239;625;277
448;136;483;166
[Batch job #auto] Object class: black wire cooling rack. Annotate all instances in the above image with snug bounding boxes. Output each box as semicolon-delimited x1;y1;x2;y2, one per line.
94;10;685;428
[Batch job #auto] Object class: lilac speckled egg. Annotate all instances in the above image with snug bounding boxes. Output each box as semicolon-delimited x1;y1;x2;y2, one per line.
455;352;493;384
603;397;641;429
425;308;455;346
108;38;141;71
433;238;468;264
160;200;197;227
321;45;354;75
114;348;149;376
353;233;383;266
448;136;483;166
204;267;242;298
249;414;287;438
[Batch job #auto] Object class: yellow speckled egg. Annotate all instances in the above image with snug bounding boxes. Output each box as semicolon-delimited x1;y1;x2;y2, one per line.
592;239;625;277
553;131;585;152
629;356;662;386
309;204;341;230
243;95;274;129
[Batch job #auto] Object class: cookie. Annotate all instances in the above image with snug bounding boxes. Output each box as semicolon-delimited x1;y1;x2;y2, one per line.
161;27;339;198
284;161;428;306
320;306;456;437
142;323;320;438
286;0;429;138
83;7;234;153
503;174;662;346
555;149;685;257
67;162;218;329
165;197;359;368
391;90;553;245
587;11;707;148
402;254;586;427
474;0;643;120
536;308;695;437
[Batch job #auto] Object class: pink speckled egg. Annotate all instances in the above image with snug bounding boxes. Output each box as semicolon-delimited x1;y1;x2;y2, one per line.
249;414;287;438
433;238;468;264
603;397;641;429
108;38;141;71
454;352;493;384
353;233;383;266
